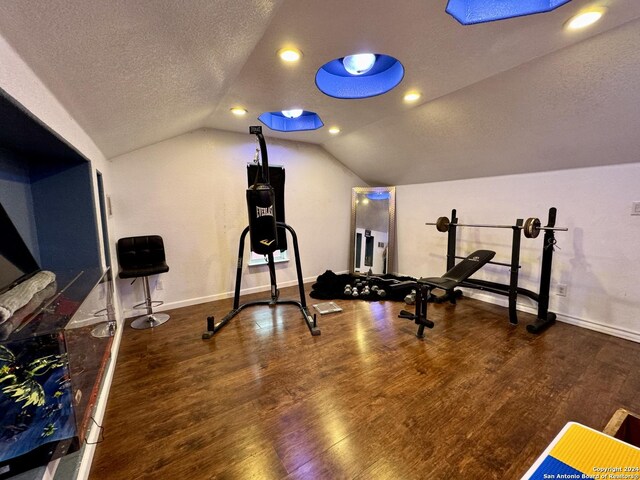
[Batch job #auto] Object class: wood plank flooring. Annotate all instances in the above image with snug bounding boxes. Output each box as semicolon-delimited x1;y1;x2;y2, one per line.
89;286;640;479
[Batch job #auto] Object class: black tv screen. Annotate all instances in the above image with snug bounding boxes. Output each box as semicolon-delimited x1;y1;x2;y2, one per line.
0;202;40;296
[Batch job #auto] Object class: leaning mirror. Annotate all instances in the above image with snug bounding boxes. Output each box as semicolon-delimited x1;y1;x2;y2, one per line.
349;187;396;275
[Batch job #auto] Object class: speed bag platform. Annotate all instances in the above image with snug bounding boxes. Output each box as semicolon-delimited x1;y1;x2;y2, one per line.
246;184;278;255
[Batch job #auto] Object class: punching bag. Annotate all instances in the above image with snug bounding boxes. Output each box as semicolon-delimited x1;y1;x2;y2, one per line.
246;183;278;255
247;165;287;251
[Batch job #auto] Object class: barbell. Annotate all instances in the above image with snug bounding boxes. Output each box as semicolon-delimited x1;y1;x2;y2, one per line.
427;216;567;239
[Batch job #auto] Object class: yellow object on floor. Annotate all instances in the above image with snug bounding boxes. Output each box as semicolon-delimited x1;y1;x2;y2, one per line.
522;422;640;479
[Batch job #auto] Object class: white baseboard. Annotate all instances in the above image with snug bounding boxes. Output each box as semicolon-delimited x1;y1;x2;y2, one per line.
553;312;640;344
123;275;319;317
461;289;640;344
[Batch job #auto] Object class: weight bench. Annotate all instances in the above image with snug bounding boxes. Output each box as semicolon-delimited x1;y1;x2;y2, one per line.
396;250;495;338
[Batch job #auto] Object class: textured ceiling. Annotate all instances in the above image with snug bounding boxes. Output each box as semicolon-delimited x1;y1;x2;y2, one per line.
1;0;639;185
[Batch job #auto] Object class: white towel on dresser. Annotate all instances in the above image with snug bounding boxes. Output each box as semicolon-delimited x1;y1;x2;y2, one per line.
0;271;56;324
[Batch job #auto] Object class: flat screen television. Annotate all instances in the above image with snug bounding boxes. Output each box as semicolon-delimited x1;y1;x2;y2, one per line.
0;202;40;296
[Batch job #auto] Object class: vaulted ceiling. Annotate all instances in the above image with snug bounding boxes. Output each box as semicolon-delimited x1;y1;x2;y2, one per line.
1;0;639;185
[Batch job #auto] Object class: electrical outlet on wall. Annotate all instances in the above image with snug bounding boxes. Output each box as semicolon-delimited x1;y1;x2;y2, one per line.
556;284;567;297
156;280;164;291
632;201;640;216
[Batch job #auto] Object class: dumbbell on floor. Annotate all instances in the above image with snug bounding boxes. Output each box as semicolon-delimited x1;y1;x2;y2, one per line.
405;289;416;305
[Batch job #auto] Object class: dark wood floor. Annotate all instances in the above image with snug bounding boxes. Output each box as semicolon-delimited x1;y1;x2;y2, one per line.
89;286;640;479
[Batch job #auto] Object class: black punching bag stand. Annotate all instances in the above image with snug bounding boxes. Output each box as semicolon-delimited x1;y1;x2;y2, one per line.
202;126;319;339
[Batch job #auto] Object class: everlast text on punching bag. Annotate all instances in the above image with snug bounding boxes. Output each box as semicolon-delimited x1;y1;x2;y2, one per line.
246;183;278;254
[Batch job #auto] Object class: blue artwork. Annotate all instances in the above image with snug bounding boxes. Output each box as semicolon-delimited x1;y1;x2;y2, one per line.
0;336;77;471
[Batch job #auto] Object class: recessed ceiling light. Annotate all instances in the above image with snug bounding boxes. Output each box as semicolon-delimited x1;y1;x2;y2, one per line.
278;48;302;63
281;109;304;119
329;127;341;135
230;107;247;116
404;92;421;103
343;53;377;76
565;9;605;30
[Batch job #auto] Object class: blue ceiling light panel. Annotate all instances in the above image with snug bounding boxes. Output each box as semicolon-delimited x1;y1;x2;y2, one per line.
446;0;572;25
315;54;404;99
366;191;391;201
258;111;324;132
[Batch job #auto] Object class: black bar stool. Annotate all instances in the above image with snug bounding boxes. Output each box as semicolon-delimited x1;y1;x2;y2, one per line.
116;235;170;329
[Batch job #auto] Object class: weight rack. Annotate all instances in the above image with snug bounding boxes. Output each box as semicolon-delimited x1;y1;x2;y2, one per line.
436;207;562;333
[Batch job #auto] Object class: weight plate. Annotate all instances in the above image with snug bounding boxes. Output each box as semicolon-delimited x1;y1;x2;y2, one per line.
436;216;450;232
524;217;541;238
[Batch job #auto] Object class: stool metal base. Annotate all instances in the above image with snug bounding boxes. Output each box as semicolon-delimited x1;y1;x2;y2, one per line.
130;313;170;330
91;321;117;338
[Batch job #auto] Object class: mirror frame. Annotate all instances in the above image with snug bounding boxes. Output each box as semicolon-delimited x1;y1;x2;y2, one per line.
349;186;396;275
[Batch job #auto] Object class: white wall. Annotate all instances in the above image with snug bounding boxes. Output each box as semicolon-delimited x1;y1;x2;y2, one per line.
109;128;365;313
396;163;640;342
